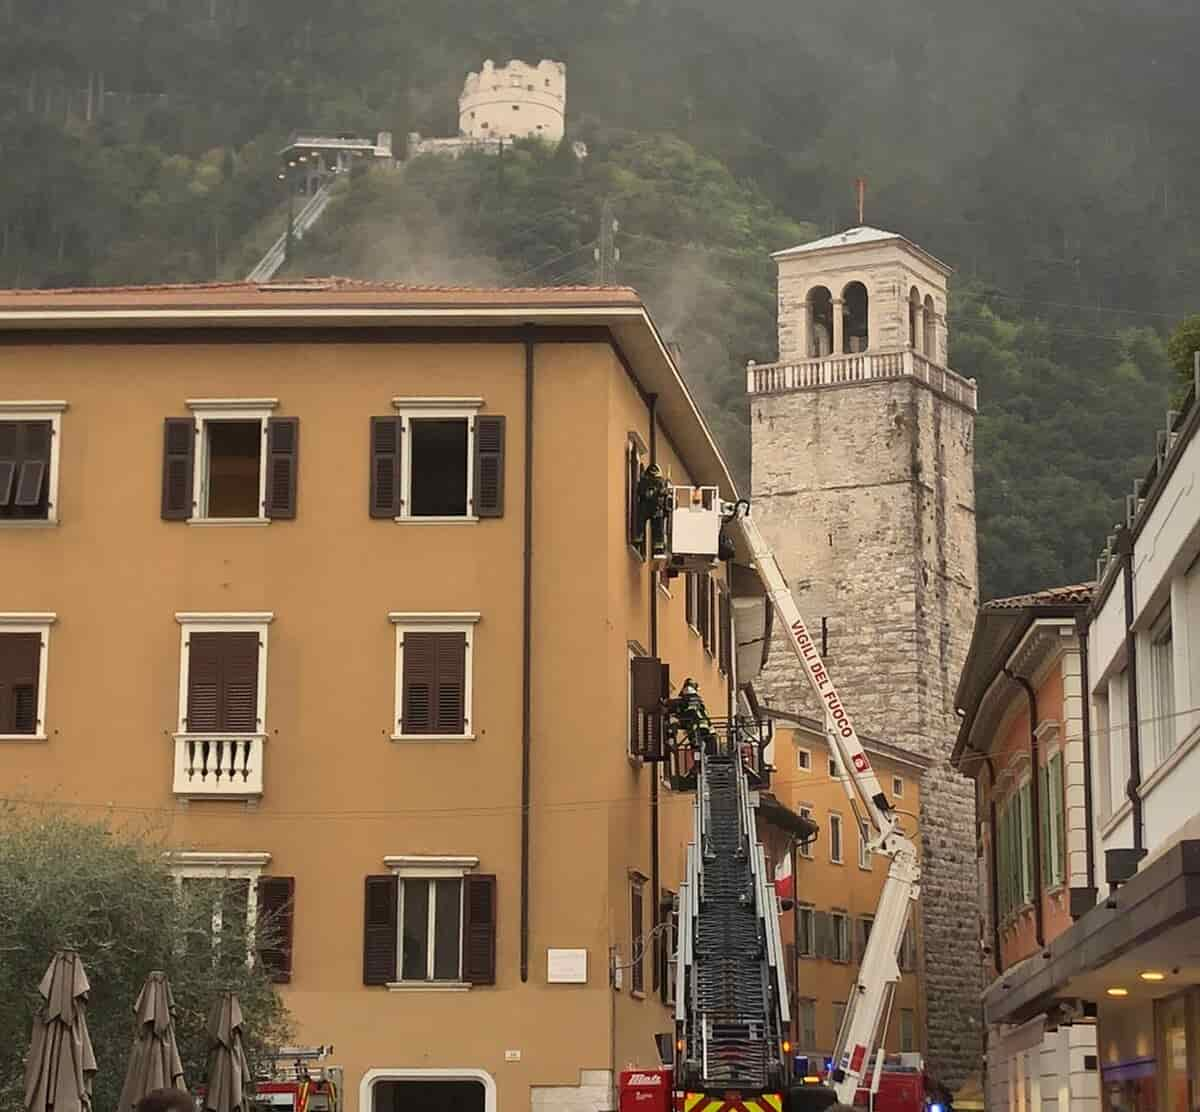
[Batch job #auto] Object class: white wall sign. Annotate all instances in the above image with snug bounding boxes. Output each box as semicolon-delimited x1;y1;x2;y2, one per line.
547;948;588;984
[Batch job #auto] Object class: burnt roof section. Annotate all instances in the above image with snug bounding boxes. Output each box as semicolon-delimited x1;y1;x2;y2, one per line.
758;792;821;842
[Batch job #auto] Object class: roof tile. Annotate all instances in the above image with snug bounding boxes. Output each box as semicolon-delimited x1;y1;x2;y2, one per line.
982;582;1095;610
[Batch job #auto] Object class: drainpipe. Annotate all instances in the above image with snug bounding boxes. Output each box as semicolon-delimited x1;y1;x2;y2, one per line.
1116;527;1145;854
1004;668;1045;949
520;331;535;982
648;395;661;991
1075;613;1098;911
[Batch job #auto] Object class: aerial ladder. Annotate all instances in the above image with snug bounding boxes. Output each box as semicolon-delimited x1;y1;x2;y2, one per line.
661;483;922;1108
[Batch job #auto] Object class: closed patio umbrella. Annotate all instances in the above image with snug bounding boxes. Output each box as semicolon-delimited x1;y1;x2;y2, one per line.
23;950;97;1112
117;971;186;1111
204;993;250;1112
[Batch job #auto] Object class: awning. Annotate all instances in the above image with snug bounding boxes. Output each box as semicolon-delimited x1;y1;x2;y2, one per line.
984;840;1200;1026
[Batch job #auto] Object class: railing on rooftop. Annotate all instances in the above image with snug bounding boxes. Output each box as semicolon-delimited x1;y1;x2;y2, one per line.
1095;356;1200;585
746;349;977;412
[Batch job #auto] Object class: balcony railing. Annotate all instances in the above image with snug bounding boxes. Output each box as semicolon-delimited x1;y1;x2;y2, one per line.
173;734;265;798
746;349;977;412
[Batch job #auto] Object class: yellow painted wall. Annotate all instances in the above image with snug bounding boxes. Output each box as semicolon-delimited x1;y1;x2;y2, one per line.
0;331;733;1110
768;724;927;1063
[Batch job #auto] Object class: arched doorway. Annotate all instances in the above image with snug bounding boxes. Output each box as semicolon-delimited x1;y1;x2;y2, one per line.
807;286;833;357
842;281;869;353
362;1070;495;1112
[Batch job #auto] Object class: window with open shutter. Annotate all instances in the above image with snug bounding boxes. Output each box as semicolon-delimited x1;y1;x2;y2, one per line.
161;418;195;520
370;416;402;518
0;420;53;520
363;874;398;985
462;873;497;985
718;588;731;674
264;417;299;519
0;632;41;735
626;437;646;555
186;631;260;733
256;876;295;983
402;631;466;735
473;416;505;517
630;656;669;759
685;573;697;629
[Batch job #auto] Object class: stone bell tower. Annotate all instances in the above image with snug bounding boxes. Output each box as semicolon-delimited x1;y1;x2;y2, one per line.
748;226;980;1087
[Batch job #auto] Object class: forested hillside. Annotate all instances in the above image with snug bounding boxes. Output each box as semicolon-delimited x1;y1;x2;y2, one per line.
1;0;1194;595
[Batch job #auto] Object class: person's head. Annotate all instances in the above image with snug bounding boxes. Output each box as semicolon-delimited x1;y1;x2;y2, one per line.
136;1089;194;1112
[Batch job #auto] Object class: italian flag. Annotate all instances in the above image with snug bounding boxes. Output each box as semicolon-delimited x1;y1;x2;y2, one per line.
773;852;793;903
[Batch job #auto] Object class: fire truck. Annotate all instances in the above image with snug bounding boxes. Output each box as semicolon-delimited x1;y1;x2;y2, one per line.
195;1047;342;1112
636;486;923;1112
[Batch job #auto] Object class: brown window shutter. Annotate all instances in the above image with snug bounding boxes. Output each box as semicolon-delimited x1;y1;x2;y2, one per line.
473;415;505;518
370;416;402;518
0;632;40;734
222;632;260;732
697;573;710;644
186;631;259;733
401;631;435;734
265;417;299;520
719;589;731;674
0;422;16;508
631;656;668;759
161;418;195;520
685;573;696;626
363;874;398;985
462;873;497;985
257;876;295;983
434;631;467;734
402;631;465;735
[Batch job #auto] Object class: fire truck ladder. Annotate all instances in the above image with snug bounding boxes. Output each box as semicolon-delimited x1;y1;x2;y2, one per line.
675;700;789;1096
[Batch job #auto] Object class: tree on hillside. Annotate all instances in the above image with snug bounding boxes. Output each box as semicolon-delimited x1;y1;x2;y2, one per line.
1167;314;1200;385
0;811;292;1112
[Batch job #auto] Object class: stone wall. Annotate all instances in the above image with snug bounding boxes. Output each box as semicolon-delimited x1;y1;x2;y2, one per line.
750;375;981;1087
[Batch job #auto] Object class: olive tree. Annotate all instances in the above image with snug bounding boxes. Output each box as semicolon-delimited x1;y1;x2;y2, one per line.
0;809;291;1112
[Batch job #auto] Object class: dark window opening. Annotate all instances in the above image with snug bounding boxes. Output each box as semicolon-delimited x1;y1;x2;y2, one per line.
842;281;869;354
908;286;921;350
206;420;261;518
923;294;936;358
631;878;645;994
410;419;468;517
807;287;833;357
372;1080;485;1112
0;632;40;734
400;877;462;982
0;420;52;520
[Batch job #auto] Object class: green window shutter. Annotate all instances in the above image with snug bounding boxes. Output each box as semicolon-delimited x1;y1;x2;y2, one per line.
1021;782;1034;903
1039;765;1050;889
1051;754;1066;886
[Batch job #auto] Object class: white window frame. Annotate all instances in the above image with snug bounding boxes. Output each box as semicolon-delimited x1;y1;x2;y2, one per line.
168;850;271;960
384;856;478;991
830;912;850;963
389;612;479;741
798;805;815;859
796;902;815;957
186;398;278;525
174;612;272;738
829;812;844;864
0;402;67;527
0;612;55;740
1147;607;1176;766
796;747;812;772
857;817;872;871
392;397;483;523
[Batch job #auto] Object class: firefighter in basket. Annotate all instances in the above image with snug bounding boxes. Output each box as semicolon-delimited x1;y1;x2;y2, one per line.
636;463;673;558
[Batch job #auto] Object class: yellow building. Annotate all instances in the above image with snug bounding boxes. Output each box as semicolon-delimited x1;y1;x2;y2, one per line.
0;280;757;1112
762;711;930;1075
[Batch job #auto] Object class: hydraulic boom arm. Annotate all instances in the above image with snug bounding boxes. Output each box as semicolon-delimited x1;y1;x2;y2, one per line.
725;503;921;1102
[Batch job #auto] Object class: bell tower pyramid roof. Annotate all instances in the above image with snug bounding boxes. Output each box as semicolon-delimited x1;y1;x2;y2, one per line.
772;225;952;275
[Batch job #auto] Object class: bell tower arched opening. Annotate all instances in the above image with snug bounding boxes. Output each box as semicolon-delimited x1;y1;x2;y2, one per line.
909;287;922;351
842;281;869;353
808;286;833;357
923;294;936;359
